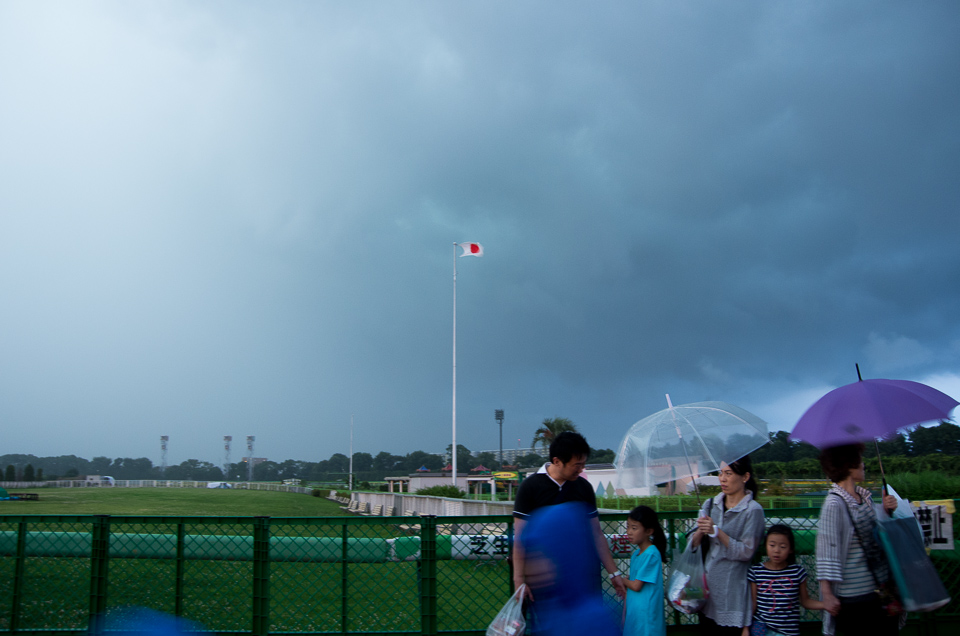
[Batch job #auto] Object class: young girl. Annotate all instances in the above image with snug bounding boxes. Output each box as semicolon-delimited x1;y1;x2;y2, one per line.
623;505;668;636
745;524;825;636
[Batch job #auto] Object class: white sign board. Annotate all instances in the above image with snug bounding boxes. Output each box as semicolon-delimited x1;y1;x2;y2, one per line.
912;502;954;550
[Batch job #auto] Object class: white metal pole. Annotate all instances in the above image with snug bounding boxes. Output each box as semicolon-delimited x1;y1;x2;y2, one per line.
452;243;458;486
349;415;354;491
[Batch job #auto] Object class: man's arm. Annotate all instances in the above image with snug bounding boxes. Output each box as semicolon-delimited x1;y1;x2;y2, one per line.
511;517;532;598
590;516;626;599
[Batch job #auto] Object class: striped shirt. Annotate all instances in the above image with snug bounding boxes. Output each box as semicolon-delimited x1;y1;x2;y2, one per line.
747;563;807;636
836;534;873;597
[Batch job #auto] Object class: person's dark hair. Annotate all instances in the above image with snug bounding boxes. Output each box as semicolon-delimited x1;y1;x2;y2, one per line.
628;505;668;563
549;431;591;464
819;443;865;483
765;524;796;564
729;455;759;502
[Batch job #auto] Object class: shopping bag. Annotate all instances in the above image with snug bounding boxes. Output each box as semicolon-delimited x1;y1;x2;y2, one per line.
667;540;708;614
486;584;526;636
876;516;951;613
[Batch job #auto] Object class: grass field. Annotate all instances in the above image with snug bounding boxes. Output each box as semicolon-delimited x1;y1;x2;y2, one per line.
0;487;513;634
0;487;350;517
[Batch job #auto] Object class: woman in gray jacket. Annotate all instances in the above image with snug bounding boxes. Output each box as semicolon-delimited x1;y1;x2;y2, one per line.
816;444;898;636
691;455;765;636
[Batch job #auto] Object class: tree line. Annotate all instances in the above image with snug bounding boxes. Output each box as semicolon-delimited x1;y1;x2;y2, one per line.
751;421;960;479
0;444;616;485
2;417;619;484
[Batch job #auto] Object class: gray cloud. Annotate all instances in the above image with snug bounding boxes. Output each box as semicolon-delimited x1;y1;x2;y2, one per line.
1;1;958;464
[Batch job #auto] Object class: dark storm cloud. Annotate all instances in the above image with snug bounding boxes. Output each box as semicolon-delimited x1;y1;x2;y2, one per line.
0;1;958;462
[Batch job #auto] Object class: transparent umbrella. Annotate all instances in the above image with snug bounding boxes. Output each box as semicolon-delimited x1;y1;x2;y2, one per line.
614;395;770;503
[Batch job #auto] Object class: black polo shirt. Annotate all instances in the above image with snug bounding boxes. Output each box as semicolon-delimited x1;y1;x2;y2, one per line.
513;464;599;520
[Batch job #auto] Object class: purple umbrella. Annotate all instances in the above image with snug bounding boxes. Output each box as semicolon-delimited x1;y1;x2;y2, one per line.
790;377;957;449
790;365;958;492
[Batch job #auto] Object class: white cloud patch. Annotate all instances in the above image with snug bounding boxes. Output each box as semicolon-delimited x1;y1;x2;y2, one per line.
863;332;935;374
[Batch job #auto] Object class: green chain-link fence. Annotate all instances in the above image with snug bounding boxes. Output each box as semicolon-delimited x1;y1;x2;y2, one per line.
0;508;957;635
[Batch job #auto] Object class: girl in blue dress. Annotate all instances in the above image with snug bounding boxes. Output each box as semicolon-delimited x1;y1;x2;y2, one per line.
624;506;667;636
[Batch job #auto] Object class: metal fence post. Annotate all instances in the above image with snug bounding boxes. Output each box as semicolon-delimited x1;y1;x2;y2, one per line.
419;515;438;636
175;521;186;617
341;522;349;634
10;520;28;632
88;515;111;635
252;516;271;636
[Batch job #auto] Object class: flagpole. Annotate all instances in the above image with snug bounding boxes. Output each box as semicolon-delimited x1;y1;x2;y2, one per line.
452;243;458;486
349;414;354;491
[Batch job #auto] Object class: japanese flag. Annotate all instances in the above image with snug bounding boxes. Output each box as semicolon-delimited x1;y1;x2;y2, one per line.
459;242;484;257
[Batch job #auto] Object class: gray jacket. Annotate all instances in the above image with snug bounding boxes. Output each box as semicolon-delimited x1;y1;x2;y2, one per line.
699;491;765;627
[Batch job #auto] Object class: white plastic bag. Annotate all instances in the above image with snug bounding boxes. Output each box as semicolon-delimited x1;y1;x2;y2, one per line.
486;584;526;636
667;541;708;614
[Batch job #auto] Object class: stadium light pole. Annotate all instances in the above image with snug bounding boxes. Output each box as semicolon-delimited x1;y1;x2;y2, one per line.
495;410;504;467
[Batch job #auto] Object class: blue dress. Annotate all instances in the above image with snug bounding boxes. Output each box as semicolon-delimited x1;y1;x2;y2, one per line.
624;545;665;636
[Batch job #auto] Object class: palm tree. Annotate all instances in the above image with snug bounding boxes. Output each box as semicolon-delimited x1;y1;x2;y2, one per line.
531;417;578;452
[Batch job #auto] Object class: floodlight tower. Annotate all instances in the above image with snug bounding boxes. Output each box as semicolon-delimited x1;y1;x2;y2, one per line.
223;436;232;479
495;410;505;467
246;435;255;482
160;436;169;475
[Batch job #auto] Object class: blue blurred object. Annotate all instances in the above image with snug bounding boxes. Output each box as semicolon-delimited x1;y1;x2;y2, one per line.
102;607;206;636
521;502;621;636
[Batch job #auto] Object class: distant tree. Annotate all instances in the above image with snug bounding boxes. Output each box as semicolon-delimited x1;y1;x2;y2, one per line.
165;459;224;481
89;456;113;475
327;453;350;474
23;464;35;481
751;431;819;464
516;453;545;468
876;431;911;457
352;452;373;472
4;465;14;481
123;458;155;479
253;461;280;481
36;468;44;481
793;441;820;460
764;431;795;462
589;448;615;464
475;452;498;469
405;450;444;473
65;467;79;478
531;417;578;452
763;461;787;481
909;421;960;456
373;451;403;473
443;445;475;471
276;459;307;481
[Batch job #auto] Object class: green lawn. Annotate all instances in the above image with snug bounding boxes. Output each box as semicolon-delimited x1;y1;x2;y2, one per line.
0;487;349;517
0;487;511;634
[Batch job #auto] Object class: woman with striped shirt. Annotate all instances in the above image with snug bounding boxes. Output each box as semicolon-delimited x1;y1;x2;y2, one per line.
815;444;898;636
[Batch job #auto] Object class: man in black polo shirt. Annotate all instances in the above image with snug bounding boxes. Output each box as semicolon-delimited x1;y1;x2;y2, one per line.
512;431;626;599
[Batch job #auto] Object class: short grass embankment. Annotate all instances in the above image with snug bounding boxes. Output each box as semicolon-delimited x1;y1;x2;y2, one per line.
0;487;350;517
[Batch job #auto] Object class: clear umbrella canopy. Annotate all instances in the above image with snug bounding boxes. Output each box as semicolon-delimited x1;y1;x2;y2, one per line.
614;397;769;491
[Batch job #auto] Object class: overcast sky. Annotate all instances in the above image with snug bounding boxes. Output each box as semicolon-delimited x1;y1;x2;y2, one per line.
2;2;958;467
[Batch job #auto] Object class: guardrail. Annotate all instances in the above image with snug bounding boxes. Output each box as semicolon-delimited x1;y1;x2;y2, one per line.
0;508;956;636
